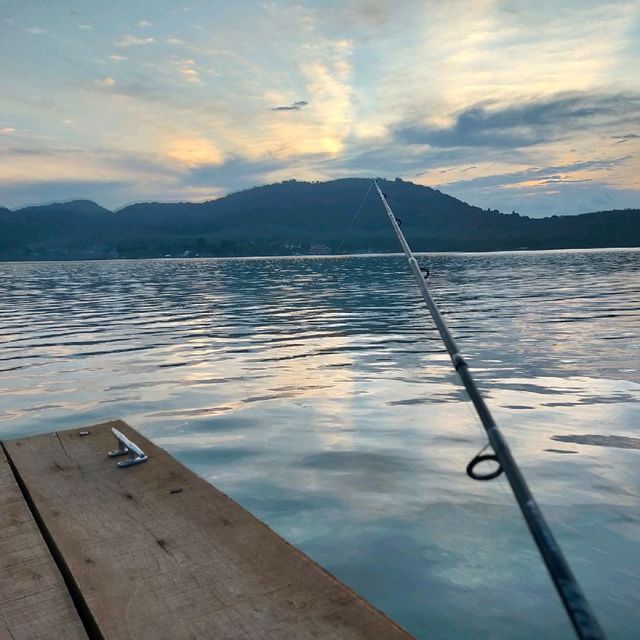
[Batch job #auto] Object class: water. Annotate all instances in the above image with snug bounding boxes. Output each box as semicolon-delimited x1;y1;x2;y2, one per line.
1;249;639;639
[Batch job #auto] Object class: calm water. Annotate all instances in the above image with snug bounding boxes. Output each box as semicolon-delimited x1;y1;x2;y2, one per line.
1;250;639;639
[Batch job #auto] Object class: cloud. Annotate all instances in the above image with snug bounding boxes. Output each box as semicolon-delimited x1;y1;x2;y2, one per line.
396;93;640;149
109;54;128;62
77;24;93;30
436;157;630;190
179;156;291;190
180;68;201;84
428;156;639;215
170;58;202;84
138;20;153;28
116;35;155;47
448;179;640;217
167;37;185;45
0;145;184;208
167;138;224;167
95;77;116;88
612;133;640;143
271;100;309;111
0;127;17;134
26;27;46;34
83;76;200;112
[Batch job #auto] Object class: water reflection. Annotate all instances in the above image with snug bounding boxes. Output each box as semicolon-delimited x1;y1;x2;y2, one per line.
0;249;639;639
551;434;640;450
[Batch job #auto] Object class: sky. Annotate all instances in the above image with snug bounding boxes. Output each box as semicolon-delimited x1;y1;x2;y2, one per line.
1;0;639;216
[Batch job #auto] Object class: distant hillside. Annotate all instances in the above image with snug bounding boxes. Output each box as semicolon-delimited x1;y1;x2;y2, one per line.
1;178;638;260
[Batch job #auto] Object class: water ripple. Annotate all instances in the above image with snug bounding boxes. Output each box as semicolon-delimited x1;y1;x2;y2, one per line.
1;249;639;640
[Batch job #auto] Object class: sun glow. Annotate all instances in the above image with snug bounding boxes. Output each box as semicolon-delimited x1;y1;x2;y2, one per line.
167;138;225;167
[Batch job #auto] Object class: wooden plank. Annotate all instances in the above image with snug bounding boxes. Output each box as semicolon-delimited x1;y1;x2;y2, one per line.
0;446;88;640
4;421;414;640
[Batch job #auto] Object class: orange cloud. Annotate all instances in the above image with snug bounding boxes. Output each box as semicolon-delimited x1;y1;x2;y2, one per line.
167;138;224;167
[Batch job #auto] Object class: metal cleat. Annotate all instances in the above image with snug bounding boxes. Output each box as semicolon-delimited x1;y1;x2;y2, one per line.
107;428;148;467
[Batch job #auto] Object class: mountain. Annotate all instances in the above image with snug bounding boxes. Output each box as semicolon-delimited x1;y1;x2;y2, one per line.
0;200;116;259
1;178;638;260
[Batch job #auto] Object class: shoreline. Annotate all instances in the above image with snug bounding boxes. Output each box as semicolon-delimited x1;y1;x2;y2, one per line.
1;245;639;264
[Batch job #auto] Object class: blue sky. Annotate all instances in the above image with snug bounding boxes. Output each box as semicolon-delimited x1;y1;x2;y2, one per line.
1;0;639;215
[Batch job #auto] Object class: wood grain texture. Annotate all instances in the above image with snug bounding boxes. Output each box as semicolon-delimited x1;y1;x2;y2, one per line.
4;421;414;640
0;446;88;640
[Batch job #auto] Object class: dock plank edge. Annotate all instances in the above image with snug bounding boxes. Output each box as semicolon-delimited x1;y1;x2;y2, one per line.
1;440;103;640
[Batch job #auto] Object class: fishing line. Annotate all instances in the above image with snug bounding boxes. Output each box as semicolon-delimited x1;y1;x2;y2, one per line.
372;179;606;640
335;181;374;254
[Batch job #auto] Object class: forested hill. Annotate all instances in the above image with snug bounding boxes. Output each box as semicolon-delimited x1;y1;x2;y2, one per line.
1;178;638;260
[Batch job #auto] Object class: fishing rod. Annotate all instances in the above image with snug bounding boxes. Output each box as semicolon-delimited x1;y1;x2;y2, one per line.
372;179;606;640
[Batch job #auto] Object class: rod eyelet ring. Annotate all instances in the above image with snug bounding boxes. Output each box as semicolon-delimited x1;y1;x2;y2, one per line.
467;454;503;481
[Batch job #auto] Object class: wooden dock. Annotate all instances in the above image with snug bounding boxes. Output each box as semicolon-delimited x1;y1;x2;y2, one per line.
1;420;414;640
